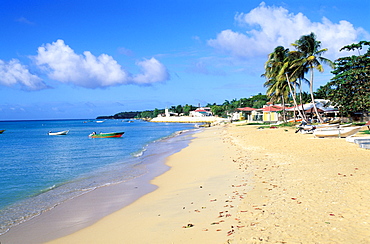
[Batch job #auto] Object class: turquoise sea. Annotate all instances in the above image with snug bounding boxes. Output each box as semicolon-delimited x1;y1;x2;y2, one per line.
0;119;197;235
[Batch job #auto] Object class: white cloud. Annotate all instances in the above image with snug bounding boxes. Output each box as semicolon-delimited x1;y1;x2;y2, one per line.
132;58;169;85
208;2;369;59
0;59;48;90
16;17;34;25
34;39;169;88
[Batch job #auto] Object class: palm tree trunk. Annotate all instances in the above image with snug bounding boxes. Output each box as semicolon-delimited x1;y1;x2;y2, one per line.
281;95;286;122
309;68;323;123
298;80;307;121
286;73;307;122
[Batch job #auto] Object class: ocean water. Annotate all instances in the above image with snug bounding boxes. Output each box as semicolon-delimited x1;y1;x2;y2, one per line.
0;119;198;235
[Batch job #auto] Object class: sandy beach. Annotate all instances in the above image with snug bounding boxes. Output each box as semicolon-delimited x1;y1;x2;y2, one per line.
227;125;370;243
2;123;370;243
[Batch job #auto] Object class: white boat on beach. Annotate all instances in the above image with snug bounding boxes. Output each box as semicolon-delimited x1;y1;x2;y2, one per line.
313;126;362;138
296;123;352;134
48;130;69;135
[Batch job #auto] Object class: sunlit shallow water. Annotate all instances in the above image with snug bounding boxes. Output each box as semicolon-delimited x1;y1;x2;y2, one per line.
0;119;197;235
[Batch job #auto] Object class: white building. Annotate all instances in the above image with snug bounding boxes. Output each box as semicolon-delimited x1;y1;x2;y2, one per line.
189;107;213;117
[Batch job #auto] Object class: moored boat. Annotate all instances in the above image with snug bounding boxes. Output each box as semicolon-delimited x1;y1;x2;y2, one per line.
48;130;69;135
89;131;125;138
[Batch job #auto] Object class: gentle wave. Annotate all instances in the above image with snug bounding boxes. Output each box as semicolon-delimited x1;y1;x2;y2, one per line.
0;120;198;235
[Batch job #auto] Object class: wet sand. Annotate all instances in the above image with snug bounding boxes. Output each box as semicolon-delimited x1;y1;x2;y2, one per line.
47;125;246;243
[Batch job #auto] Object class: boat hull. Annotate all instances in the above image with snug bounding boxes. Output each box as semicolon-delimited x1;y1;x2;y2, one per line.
48;130;69;135
314;126;362;138
89;132;125;138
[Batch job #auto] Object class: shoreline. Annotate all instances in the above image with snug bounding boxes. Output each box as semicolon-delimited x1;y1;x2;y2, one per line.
0;128;197;244
2;123;370;243
47;125;248;243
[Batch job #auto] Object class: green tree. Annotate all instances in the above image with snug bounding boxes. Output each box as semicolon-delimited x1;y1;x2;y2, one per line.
250;94;268;108
182;104;192;116
210;105;224;117
153;108;160;117
291;32;334;122
314;85;333;99
263;46;306;121
325;41;370;118
175;105;183;114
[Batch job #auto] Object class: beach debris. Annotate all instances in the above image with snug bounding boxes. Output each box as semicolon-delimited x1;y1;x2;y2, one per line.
182;223;194;228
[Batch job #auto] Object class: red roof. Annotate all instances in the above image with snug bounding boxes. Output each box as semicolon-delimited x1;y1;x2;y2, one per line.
237;107;256;111
261;105;283;112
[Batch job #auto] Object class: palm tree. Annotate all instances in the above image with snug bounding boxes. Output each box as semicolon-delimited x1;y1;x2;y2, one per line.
291;32;334;123
263;46;306;122
264;77;290;122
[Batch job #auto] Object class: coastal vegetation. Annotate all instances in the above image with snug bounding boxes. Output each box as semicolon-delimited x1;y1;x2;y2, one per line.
321;41;370;117
263;34;369;122
263;32;334;123
96;94;269;119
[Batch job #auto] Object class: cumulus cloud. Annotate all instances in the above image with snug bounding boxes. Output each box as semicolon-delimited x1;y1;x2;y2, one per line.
132;58;170;84
208;2;369;59
0;59;48;90
33;39;169;88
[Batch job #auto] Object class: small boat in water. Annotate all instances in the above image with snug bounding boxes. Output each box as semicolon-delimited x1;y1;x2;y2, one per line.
0;130;5;134
89;131;125;138
48;130;69;135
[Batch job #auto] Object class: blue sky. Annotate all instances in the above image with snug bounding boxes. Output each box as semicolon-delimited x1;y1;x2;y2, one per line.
1;0;369;120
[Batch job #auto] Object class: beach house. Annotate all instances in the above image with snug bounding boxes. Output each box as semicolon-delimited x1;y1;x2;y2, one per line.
234;105;283;123
189;107;213;117
261;105;283;122
285;100;339;122
233;107;256;121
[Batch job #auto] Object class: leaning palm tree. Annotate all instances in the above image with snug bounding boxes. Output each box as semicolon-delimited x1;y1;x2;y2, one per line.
291;32;334;123
282;50;309;122
263;46;306;122
264;76;290;122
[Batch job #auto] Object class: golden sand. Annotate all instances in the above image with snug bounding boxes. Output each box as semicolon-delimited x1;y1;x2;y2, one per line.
47;124;370;243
